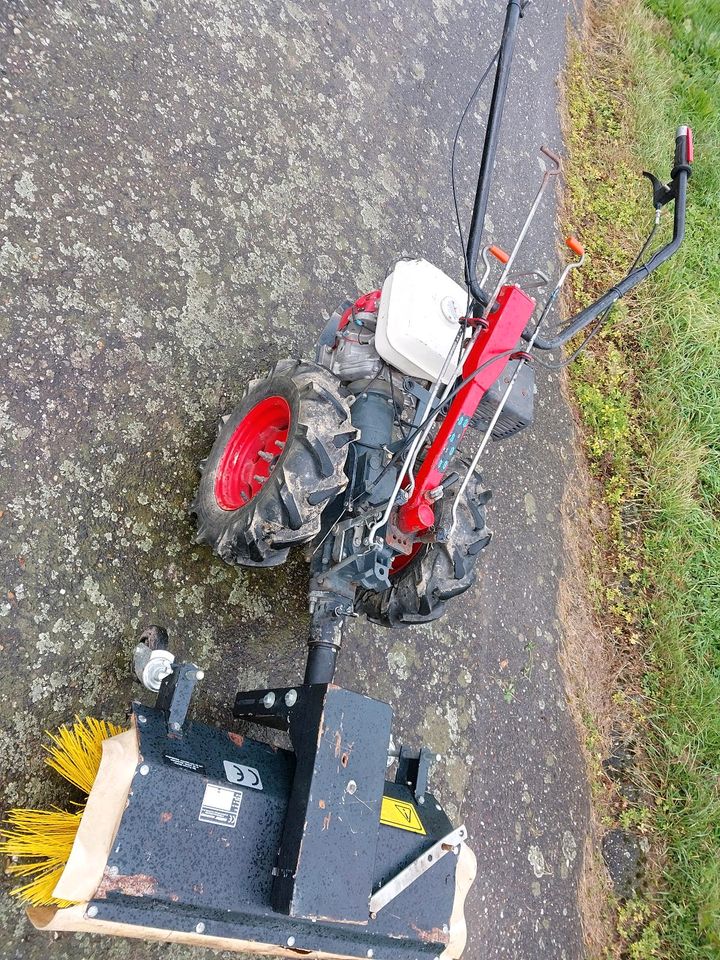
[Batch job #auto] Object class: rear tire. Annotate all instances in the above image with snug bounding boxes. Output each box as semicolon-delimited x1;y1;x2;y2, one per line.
355;475;492;626
192;360;355;567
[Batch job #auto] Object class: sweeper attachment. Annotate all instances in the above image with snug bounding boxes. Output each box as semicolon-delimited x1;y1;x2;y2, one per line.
7;642;475;959
2;0;692;955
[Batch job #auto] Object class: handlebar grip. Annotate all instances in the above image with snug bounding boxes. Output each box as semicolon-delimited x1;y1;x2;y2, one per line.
530;128;691;351
566;235;585;257
489;244;510;264
674;125;693;174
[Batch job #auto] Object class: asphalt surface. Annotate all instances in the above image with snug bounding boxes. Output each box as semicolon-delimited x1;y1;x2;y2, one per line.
0;1;586;959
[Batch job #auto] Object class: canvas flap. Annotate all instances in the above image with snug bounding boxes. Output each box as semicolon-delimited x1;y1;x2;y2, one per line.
51;726;139;903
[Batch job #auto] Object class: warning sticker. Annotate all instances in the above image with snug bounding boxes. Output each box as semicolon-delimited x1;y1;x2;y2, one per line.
198;783;243;828
223;760;263;791
380;796;426;835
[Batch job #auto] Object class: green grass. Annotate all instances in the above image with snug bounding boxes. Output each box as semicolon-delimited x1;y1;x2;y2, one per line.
564;1;720;956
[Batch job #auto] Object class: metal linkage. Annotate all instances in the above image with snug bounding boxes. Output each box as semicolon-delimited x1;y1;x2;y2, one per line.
374;147;559;542
483;145;561;316
369;823;467;915
449;236;585;530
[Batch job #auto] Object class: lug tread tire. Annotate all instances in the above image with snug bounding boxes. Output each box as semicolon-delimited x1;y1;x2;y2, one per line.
191;360;355;567
355;475;492;627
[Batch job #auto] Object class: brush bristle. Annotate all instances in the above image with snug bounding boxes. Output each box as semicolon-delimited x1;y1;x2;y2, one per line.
44;716;125;793
1;716;126;907
0;809;82;907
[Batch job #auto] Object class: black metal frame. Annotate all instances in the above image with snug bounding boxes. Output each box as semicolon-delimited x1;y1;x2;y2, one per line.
98;655;457;957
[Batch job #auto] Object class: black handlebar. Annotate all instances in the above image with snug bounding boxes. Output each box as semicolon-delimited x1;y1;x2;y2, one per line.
459;0;691;341
529;126;693;350
465;0;526;309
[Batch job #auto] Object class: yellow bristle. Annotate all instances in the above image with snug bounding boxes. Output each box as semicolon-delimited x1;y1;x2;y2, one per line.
6;863;75;908
0;717;127;907
0;808;82;907
44;716;125;794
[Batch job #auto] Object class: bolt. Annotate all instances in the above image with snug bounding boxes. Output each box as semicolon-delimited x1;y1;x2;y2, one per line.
370;911;377;920
418;795;425;805
139;764;150;776
196;670;205;680
428;486;444;501
287;936;296;947
170;721;181;731
367;951;374;958
346;780;357;795
87;906;99;918
137;715;147;724
285;689;298;707
436;754;441;762
442;924;449;935
262;691;276;709
195;922;206;934
107;865;119;878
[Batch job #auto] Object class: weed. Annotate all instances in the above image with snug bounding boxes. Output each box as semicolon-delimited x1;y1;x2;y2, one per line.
565;1;720;957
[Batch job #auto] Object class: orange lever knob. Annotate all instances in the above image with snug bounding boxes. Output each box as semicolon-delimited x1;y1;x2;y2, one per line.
489;244;510;264
566;235;585;257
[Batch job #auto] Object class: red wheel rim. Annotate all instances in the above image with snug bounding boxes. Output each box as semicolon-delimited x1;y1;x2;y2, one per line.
214;396;290;511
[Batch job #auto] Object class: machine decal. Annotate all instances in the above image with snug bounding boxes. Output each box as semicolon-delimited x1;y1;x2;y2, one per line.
380;796;426;835
223;759;264;791
198;783;243;828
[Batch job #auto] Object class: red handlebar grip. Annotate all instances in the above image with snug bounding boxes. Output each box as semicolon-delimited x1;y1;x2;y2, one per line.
489;244;510;264
566;235;585;257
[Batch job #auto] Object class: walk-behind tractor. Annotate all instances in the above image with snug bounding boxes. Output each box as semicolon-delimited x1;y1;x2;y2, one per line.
4;1;692;957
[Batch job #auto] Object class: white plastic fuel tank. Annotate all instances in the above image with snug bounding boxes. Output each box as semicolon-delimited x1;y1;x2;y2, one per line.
374;259;467;384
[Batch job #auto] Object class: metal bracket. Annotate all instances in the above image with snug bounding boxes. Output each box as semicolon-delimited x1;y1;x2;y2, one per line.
156;661;203;736
402;378;435;426
395;745;436;802
369;824;467;915
233;685;301;731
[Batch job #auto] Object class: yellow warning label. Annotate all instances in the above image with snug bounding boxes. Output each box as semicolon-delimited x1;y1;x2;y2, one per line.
380;796;426;835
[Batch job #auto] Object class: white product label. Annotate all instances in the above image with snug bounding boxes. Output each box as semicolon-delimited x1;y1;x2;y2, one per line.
198;783;243;828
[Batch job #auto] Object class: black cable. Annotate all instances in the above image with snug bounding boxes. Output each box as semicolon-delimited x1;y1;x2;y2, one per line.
534;219;661;370
388;371;407;440
451;49;500;284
